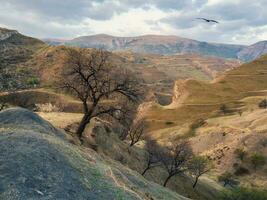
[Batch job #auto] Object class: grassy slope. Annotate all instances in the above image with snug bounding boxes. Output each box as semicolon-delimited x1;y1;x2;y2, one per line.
145;54;267;134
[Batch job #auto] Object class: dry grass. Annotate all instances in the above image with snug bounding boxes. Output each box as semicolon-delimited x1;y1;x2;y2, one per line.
144;55;267;135
188;108;267;188
37;112;83;129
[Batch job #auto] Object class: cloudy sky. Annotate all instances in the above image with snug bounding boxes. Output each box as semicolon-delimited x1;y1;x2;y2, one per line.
0;0;266;44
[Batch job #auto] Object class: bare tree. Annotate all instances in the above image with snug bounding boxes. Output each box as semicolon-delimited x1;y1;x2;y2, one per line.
60;48;141;140
128;118;147;146
142;139;161;176
116;101;138;141
188;156;211;189
160;141;193;187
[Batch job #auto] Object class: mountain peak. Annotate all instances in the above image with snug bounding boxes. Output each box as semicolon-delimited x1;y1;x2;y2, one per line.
0;27;19;41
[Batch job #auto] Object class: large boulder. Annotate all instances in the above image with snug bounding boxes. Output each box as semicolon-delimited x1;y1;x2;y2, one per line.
0;107;188;200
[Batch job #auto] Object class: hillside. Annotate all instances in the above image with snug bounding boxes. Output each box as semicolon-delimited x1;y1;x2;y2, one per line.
237;41;267;62
0;107;189;200
144;54;267;133
1;27;266;192
142;53;267;188
45;34;245;59
0;27;45;67
21;45;239;105
0;28;46;90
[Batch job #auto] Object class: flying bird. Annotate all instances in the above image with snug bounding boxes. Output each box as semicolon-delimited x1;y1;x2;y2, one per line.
196;18;219;23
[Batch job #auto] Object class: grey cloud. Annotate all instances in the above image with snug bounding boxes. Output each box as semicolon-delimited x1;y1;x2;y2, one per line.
160;0;267;43
0;0;122;21
0;0;266;44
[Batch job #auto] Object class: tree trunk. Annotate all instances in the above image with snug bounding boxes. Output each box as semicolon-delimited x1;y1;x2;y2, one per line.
163;174;173;187
192;176;199;189
76;113;90;140
142;166;150;176
130;140;135;146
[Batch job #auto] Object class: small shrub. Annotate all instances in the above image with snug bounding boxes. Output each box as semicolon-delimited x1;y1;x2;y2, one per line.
26;77;39;86
220;187;267;200
190;118;206;130
234;166;250;176
165;121;174;125
218;172;239;187
250;152;266;170
258;99;267;109
234;148;247;162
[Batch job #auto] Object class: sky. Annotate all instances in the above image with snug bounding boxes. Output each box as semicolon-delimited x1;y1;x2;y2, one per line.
0;0;266;45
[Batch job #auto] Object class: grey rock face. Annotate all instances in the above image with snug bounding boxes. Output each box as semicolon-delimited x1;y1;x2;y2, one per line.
0;108;187;200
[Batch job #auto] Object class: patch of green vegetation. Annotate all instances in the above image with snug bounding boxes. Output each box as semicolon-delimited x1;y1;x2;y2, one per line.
219;187;267;200
26;76;39;86
250;152;266;171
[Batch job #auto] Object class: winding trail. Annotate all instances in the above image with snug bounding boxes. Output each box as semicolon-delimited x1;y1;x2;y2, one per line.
106;167;145;200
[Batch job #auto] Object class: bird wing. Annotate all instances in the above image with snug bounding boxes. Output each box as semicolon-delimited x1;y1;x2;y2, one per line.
210;20;219;23
196;18;207;21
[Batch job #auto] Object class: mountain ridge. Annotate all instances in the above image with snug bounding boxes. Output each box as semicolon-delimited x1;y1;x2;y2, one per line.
44;33;267;62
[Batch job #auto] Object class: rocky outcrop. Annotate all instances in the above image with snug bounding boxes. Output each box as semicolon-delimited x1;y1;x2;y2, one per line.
0;108;188;200
0;28;19;41
168;80;190;108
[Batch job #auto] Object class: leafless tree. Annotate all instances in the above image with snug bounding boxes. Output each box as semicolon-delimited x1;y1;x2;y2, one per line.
142;139;161;176
115;101;138;141
60;48;141;140
159;141;193;187
128;118;147;146
188;156;211;188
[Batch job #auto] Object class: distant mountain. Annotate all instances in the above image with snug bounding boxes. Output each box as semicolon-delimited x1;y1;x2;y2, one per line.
237;41;267;62
43;38;69;46
45;34;267;62
55;34;244;59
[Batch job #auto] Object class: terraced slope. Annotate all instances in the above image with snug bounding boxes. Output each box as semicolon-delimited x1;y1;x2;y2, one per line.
144;54;267;134
0;107;188;200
